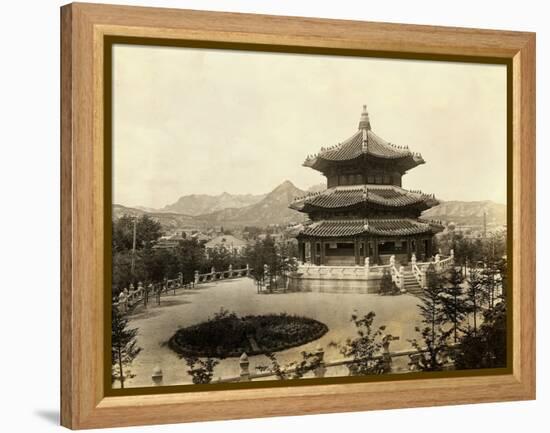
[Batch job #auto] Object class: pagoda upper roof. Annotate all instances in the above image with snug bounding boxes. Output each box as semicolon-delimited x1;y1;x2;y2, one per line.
290;185;438;213
299;218;443;238
303;105;425;172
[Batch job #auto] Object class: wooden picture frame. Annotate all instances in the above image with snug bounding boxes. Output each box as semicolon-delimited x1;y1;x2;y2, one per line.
61;2;536;429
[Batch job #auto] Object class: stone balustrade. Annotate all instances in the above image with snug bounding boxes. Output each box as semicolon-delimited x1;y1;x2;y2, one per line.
209;339;458;384
194;264;251;284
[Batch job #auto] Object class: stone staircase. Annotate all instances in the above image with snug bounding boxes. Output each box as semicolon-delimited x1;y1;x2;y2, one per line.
401;270;423;295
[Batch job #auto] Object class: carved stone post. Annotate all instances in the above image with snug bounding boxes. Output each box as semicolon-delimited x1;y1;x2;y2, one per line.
239;352;250;382
381;335;398;373
194;270;199;285
411;253;416;267
246;263;250;276
398;265;405;291
313;346;327;378
151;366;163;386
228;264;233;278
364;257;370;277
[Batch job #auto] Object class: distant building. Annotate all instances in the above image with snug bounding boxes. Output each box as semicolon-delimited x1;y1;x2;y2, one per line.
205;235;248;256
153;231;185;250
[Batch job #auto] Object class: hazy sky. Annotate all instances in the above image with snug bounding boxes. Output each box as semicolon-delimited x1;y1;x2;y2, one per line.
113;44;507;208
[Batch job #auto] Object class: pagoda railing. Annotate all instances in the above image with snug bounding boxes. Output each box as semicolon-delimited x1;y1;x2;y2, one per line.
296;259;392;279
389;255;404;291
411;250;455;288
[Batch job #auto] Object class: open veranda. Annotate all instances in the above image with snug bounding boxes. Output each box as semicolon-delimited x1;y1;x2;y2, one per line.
119;277;434;388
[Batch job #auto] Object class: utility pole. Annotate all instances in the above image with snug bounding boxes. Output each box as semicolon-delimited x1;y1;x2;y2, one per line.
130;216;137;277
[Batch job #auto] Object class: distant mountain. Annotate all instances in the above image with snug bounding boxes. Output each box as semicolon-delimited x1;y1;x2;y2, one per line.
198;180;307;227
162;192;265;216
307;183;326;193
112;204;203;231
422;200;506;227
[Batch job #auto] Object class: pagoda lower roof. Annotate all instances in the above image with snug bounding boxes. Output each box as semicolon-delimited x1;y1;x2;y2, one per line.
303;129;424;172
290;185;438;212
299;218;442;238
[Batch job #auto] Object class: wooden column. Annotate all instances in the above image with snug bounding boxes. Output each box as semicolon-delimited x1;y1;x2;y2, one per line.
320;240;326;265
298;240;305;262
354;239;359;265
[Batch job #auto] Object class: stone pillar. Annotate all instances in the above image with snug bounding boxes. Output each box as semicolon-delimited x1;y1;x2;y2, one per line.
246;263;250;276
194;270;199;284
228;264;233;278
313;346;327;378
364;257;370;276
411;253;416;267
239;353;250;382
151;366;163;386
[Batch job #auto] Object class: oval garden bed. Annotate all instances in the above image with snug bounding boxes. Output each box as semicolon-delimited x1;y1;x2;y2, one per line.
169;312;328;358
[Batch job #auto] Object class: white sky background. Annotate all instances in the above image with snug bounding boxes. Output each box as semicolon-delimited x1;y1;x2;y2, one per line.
112;44;507;209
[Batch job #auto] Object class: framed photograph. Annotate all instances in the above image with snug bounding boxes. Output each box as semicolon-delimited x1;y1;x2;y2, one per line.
60;3;536;429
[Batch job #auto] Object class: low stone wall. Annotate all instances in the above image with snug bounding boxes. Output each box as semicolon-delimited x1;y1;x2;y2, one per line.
288;268;384;294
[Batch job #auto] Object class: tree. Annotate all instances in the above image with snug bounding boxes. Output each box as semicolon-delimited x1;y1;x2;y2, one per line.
183;356;219;384
174;238;207;283
340;312;393;375
112;214;162;253
112;250;147;294
465;268;484;335
207;245;234;272
408;263;450;371
257;350;324;380
111;308;141;388
454;301;507;369
440;267;468;343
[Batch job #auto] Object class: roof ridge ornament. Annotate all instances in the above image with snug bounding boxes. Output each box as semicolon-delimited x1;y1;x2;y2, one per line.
358;104;371;131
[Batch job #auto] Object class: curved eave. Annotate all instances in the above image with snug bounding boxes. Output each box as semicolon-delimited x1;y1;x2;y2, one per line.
303;153;425;174
290;186;439;214
297;218;441;238
296;199;438;214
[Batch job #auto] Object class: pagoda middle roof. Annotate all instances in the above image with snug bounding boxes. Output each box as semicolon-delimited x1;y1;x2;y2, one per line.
290;185;439;212
299;218;443;238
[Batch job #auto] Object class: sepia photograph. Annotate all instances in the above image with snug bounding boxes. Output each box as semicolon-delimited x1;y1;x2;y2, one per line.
109;43;508;390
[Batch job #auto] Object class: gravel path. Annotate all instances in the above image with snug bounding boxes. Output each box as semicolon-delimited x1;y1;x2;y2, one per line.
120;278;422;388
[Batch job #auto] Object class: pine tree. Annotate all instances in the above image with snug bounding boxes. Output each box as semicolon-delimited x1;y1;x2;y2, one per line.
441;267;468;343
408;263;450;371
111;308;142;388
454;301;507;369
465;268;484;336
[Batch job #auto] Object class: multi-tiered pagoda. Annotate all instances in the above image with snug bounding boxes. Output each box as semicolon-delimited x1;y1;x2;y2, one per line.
290;105;442;269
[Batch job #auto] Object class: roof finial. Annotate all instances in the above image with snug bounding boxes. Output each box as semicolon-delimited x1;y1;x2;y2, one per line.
358;104;371;130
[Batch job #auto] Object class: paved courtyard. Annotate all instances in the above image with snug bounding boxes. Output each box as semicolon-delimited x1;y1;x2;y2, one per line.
121;278;423;388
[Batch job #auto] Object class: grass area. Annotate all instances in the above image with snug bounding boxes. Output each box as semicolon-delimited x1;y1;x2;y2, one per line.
169;309;328;358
